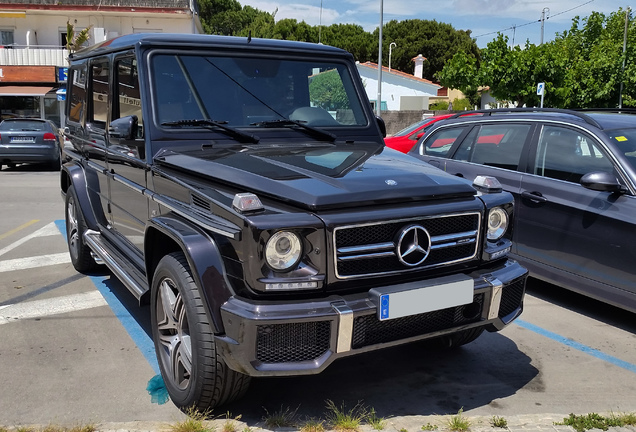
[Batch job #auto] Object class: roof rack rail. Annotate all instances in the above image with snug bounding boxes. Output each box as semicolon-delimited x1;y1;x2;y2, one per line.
448;107;602;129
575;108;636;115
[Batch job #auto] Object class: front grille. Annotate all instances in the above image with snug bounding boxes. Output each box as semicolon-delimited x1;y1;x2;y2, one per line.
334;213;480;278
499;277;526;318
352;294;484;349
256;321;331;363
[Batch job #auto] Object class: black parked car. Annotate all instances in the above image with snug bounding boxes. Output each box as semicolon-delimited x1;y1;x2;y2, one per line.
411;108;636;312
61;33;527;411
0;118;62;170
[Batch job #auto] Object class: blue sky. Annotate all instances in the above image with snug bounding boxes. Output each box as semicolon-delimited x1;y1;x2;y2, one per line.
239;0;627;48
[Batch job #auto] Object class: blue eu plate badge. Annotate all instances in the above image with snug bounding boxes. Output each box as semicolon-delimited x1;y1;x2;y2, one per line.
380;294;390;320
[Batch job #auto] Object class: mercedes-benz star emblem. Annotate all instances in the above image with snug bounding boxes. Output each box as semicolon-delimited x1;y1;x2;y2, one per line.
396;225;431;267
385;179;398;186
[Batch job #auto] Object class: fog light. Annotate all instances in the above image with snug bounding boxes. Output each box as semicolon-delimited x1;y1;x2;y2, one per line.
266;281;318;291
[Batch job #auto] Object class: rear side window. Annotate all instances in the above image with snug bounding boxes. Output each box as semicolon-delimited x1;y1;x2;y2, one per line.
419;126;467;157
454;123;531;170
89;60;110;127
68;66;87;124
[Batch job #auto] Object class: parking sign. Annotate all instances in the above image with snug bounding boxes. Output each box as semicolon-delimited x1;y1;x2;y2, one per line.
537;82;545;96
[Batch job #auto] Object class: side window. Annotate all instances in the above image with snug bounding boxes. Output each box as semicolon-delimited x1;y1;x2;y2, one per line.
89;60;110;127
115;57;143;139
455;124;531;170
535;125;614;183
68;66;87;124
419;127;467;157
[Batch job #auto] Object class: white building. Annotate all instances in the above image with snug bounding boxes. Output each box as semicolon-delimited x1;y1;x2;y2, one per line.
356;55;441;112
0;0;202;126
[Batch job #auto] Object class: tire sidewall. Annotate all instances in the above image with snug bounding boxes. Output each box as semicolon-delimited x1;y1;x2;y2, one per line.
150;253;212;409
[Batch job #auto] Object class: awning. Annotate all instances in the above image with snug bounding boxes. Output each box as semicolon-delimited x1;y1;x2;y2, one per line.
0;86;54;96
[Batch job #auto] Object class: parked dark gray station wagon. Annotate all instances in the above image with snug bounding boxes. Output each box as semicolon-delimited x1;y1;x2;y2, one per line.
61;33;528;411
0;118;62;170
411;108;636;313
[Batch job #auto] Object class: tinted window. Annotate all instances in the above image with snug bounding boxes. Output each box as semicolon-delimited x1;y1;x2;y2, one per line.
0;120;47;131
535;125;614;183
68;66;87;124
454;123;530;170
90;60;109;127
607;128;636;171
115;57;143;138
419;126;467;157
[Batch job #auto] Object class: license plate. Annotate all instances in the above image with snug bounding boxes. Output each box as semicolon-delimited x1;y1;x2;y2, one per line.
370;274;474;321
10;136;35;143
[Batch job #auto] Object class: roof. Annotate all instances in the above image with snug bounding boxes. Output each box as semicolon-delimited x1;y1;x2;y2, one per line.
71;33;350;60
358;61;440;88
0;0;192;13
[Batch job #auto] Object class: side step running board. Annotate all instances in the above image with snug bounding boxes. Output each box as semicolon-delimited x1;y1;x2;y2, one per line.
83;229;148;301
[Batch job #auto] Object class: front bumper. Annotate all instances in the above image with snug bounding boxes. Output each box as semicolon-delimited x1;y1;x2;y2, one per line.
216;259;528;377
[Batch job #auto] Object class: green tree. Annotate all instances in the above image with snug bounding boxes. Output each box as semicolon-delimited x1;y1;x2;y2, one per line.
65;21;92;54
309;69;349;110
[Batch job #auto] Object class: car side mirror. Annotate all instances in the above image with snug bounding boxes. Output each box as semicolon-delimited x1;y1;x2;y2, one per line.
109;115;138;141
376;116;386;138
580;171;628;194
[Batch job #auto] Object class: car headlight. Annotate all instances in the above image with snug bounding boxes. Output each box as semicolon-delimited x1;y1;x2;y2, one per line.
487;207;508;241
265;231;302;271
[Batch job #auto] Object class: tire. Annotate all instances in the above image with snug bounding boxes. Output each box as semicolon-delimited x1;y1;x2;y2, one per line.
151;252;251;412
65;185;100;272
434;327;485;349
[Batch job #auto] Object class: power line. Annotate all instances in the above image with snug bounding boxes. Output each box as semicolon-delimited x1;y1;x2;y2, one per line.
473;0;596;39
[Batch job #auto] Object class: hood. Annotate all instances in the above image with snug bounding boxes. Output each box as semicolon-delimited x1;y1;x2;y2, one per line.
155;142;476;211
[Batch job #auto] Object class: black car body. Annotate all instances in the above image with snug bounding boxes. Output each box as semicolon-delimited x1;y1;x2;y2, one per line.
60;33;527;411
0;118;61;170
411;108;636;313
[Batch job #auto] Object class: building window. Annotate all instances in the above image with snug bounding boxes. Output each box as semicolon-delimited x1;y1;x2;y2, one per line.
1;30;14;46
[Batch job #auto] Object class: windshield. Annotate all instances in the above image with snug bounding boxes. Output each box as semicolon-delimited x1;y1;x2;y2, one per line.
151;53;368;129
607;128;636;171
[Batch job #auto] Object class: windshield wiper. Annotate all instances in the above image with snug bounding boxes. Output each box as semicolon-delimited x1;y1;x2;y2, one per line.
162;119;260;144
251;119;336;142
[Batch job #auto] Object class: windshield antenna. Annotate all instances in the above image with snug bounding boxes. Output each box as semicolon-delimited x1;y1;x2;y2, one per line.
247;30;252;43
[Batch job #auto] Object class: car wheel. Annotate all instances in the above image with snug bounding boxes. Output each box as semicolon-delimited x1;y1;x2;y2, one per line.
151;252;251;411
65;185;100;272
434;327;484;349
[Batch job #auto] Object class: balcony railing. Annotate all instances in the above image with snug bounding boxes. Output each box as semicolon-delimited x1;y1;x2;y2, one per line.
0;45;69;67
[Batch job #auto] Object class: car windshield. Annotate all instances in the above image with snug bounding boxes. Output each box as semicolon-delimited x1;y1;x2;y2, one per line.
394;119;428;137
0;120;47;131
607;128;636;171
151;53;368;129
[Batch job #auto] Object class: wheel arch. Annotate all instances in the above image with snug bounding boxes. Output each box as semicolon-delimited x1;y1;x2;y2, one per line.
61;164;100;231
145;215;233;334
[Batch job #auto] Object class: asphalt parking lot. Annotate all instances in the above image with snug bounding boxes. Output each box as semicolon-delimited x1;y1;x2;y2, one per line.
1;167;636;428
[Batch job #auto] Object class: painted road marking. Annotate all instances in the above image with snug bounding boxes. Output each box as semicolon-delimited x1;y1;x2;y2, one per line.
0;221;62;257
0;219;39;241
0;291;107;325
0;252;70;273
516;319;636;374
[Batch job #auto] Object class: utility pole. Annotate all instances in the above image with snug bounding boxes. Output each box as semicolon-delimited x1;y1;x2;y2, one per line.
318;0;323;44
376;0;383;117
619;7;630;109
540;7;549;45
389;42;396;71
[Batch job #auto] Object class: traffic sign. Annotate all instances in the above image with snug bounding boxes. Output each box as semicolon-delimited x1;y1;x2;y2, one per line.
537;82;545;96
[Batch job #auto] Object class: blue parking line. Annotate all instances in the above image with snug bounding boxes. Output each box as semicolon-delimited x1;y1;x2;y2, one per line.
54;220;160;375
516;319;636;374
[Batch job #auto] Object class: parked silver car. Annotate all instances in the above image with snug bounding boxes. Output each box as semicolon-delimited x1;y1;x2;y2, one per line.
410;108;636;313
0;118;62;170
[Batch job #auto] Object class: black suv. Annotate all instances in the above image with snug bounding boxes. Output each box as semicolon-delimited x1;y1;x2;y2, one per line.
61;33;527;411
411;108;636;313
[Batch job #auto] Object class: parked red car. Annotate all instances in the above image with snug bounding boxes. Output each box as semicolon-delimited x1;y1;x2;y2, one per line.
384;114;453;153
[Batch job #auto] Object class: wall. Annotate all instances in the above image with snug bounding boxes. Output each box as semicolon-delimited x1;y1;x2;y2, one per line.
382;110;451;136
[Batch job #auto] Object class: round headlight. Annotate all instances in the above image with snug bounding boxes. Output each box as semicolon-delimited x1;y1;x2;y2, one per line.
265;231;302;271
487;207;509;241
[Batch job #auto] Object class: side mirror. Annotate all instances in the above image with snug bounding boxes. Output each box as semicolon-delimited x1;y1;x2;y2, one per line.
376;116;386;138
109;115;138;141
580;171;628;194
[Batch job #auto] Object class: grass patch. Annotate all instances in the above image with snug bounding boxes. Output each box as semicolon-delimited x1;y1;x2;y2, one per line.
300;418;325;432
368;408;386;431
168;407;213;432
446;408;471;432
421;423;438;431
490;416;507;428
325;400;368;432
263;405;299;428
557;412;636;432
221;412;242;432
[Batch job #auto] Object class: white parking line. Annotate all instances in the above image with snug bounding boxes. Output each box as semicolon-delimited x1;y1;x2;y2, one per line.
0;291;107;325
0;252;71;273
0;222;63;258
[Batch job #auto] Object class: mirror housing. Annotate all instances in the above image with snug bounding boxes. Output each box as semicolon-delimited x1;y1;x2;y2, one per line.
376;116;386;138
109;115;138;141
580;171;628;194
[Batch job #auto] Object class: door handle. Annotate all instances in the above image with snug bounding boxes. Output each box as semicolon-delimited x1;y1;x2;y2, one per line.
521;191;548;203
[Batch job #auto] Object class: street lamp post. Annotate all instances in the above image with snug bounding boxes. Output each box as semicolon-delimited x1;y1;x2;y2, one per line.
389;42;396;71
376;0;383;117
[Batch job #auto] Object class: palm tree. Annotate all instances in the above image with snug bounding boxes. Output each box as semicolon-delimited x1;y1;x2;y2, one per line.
66;21;92;54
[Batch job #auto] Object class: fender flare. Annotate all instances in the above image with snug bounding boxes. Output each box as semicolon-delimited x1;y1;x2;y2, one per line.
60;163;101;231
145;215;234;334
